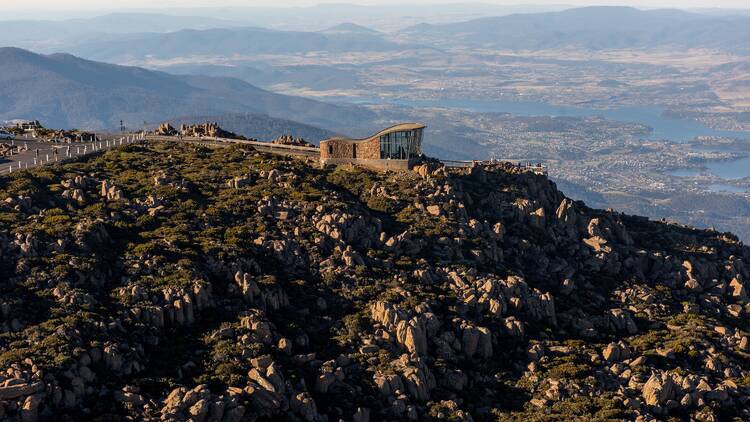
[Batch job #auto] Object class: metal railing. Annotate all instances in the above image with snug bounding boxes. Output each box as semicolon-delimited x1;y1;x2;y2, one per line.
3;132;550;177
0;133;146;175
441;159;548;174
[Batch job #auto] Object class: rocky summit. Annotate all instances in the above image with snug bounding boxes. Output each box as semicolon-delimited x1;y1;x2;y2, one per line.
0;141;749;422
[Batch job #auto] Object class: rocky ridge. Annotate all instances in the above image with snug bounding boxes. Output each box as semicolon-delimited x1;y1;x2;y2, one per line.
154;122;248;140
0;142;748;421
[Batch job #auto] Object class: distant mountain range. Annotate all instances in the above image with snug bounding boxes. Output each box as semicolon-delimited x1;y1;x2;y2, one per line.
14;6;748;69
66;26;406;63
399;6;750;53
0;13;245;51
0;48;374;132
0;4;573;31
5;13;241;34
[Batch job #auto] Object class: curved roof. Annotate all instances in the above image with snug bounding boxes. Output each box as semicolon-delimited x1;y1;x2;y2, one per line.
323;123;425;143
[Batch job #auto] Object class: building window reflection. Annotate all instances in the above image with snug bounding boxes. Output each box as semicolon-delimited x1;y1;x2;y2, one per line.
379;128;423;160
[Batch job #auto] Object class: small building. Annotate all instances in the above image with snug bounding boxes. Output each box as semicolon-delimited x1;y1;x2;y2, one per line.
320;123;426;171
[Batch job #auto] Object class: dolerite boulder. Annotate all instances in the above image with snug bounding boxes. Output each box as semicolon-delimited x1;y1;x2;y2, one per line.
0;141;748;421
272;134;315;148
179;122;247;140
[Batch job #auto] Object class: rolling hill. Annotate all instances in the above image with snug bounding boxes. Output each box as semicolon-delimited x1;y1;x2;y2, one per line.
0;13;245;52
0;48;374;132
320;22;382;35
67;26;406;63
399;6;750;53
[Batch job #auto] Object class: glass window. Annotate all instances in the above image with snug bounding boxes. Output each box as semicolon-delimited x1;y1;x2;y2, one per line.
379;129;423;159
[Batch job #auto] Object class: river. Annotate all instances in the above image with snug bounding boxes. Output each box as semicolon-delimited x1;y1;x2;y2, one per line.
383;98;750;143
338;97;750;180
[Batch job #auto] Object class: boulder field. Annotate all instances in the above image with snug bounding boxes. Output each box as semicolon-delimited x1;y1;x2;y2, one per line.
0;141;748;421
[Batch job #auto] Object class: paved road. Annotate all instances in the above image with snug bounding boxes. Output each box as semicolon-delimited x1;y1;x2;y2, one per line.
1;134;315;175
2;133;547;176
0;133;144;175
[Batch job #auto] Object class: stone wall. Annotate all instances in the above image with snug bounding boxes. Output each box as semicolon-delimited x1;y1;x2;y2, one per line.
320;137;423;171
320;158;415;172
320;138;380;160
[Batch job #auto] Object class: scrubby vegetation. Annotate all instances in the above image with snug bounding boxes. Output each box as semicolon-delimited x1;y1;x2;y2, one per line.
0;141;748;421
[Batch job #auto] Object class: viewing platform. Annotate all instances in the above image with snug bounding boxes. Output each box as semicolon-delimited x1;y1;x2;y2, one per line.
320;123;425;171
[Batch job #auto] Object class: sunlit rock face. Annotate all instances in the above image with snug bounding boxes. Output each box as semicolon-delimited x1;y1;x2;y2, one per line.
0;141;748;421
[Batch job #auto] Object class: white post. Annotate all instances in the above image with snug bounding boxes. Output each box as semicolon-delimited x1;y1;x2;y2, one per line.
33;157;37;165
8;165;11;174
24;162;28;169
46;154;49;162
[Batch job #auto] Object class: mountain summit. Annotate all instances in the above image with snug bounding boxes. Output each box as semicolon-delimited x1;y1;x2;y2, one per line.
0;141;748;420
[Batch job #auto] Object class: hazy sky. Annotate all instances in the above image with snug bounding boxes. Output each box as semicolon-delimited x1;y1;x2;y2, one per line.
3;0;750;10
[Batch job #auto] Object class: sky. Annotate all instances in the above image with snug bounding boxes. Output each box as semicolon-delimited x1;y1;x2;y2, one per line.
2;0;750;10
